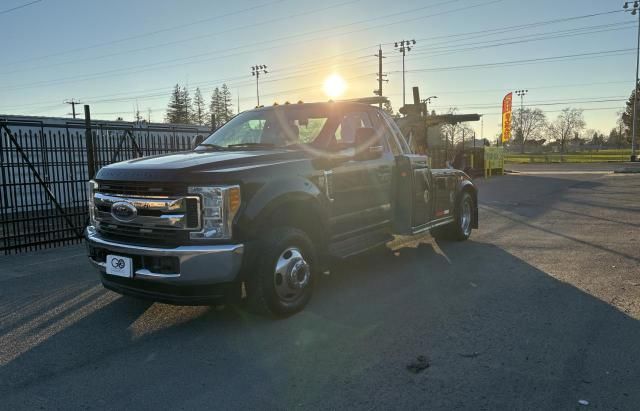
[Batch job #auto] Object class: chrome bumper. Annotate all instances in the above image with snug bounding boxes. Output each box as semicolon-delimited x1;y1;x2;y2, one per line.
85;226;244;285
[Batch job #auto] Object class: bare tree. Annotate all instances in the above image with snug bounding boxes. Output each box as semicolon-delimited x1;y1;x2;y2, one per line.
547;108;585;156
512;108;547;153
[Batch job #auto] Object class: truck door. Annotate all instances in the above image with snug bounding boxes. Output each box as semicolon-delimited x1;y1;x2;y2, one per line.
328;111;392;239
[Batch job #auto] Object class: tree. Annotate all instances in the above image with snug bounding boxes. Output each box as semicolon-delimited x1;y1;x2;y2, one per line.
192;88;207;125
209;87;222;128
165;84;183;123
585;129;605;146
511;108;547;153
547;108;585;155
220;83;234;124
621;84;638;143
608;127;625;148
441;108;473;145
180;86;193;124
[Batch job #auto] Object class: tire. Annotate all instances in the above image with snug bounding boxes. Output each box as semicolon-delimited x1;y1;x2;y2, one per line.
246;227;316;317
431;191;474;242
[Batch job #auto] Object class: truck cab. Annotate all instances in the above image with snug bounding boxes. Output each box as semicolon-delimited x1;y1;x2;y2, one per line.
86;101;478;316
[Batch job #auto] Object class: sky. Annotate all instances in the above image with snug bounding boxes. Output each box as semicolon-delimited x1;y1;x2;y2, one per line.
0;0;636;138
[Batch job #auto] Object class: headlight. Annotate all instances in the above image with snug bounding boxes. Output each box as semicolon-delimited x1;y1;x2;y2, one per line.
87;180;98;227
188;185;241;240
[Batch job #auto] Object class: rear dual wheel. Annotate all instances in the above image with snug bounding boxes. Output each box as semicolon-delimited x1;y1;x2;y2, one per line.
431;191;474;241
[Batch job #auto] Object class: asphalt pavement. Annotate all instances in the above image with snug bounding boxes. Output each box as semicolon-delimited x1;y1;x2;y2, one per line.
1;164;639;410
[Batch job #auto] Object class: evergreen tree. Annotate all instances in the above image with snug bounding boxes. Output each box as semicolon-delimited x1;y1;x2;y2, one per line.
180;86;193;124
210;87;222;128
220;83;234;123
165;84;183;123
621;84;638;144
192;88;207;125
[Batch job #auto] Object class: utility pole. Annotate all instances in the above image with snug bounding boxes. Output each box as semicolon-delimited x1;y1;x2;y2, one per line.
394;39;416;108
374;45;387;107
64;99;82;119
422;96;437;114
251;65;268;106
624;1;640;161
515;89;528;150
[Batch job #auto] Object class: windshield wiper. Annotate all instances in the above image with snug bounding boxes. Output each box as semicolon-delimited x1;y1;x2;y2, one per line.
226;143;276;149
197;143;226;151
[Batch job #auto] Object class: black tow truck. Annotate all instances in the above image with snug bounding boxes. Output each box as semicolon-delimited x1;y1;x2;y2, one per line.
86;99;478;316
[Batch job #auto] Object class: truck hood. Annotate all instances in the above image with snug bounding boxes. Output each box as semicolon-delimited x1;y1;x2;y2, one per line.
95;149;311;182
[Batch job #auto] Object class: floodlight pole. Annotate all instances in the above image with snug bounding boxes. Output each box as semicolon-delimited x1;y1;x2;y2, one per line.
394;39;416;108
251;65;268;106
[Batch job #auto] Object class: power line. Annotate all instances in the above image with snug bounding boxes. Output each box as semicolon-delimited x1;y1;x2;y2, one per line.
404;9;624;45
0;1;456;91
1;7;632;112
0;0;42;15
431;96;628;110
0;0;500;93
396;49;635;75
401;21;633;58
2;0;287;67
0;0;361;76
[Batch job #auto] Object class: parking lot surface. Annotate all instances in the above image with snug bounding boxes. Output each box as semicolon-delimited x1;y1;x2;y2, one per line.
1;165;639;410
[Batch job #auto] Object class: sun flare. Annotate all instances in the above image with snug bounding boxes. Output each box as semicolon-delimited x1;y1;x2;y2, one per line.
323;74;347;99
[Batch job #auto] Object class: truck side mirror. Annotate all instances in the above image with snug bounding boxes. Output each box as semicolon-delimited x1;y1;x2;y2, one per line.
354;127;383;161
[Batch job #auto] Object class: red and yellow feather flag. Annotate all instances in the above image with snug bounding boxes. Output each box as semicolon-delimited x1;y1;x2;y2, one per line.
501;92;513;143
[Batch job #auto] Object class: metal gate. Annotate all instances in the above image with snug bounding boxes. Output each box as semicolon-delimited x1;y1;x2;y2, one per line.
0;113;209;254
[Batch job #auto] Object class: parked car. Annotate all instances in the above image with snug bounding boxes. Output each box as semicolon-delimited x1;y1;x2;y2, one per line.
86;101;478;316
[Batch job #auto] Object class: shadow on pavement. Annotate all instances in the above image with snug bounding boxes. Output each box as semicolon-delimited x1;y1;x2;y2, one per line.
1;237;639;409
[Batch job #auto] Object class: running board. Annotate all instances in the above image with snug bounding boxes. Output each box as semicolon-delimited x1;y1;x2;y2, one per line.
329;229;393;259
406;217;455;236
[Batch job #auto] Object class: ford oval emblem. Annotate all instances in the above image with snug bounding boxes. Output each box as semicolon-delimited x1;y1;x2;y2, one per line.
111;201;137;222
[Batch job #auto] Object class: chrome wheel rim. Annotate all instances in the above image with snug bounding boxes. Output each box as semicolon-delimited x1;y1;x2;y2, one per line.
461;198;472;236
273;247;310;302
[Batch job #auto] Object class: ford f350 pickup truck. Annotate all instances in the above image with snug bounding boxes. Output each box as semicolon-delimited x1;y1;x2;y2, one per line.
86;101;478;316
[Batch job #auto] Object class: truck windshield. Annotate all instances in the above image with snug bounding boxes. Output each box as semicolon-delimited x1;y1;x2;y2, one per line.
198;106;334;149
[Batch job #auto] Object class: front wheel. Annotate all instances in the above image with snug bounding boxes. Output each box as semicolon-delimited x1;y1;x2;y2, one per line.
431;192;474;241
246;227;316;317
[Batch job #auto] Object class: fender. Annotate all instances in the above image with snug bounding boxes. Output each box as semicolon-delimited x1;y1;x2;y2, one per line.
237;176;329;240
454;175;479;229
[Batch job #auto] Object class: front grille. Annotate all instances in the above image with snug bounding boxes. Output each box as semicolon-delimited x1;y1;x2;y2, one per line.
96;222;190;245
97;181;186;197
94;181;200;246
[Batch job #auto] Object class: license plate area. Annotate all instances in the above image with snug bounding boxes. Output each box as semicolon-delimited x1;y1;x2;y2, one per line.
106;255;133;278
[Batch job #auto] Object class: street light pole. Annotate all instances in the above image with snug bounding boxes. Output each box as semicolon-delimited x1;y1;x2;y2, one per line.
394;39;416;108
624;1;640;161
515;89;528;152
251;65;268;106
